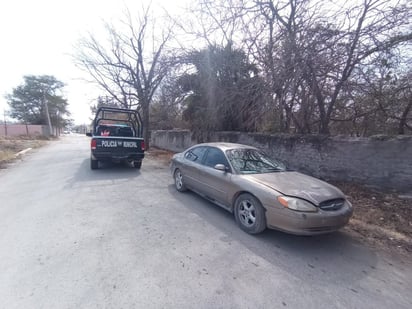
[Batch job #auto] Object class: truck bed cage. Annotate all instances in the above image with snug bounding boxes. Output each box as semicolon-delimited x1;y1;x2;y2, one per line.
93;107;143;137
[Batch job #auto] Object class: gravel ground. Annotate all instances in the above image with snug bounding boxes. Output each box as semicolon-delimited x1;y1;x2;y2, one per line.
335;182;412;255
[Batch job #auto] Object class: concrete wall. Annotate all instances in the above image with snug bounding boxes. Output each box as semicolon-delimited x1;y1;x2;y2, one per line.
151;130;412;192
0;124;49;137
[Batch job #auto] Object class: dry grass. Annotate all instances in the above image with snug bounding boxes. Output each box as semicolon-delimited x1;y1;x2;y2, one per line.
335;181;412;255
0;136;47;168
146;147;175;165
0;150;15;163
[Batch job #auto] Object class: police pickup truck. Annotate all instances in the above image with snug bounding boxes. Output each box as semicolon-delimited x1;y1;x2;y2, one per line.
86;107;145;170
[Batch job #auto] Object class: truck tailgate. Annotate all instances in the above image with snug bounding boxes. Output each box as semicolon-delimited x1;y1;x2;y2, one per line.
92;136;144;159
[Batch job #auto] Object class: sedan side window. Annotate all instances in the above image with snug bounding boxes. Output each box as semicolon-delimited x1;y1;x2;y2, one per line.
203;147;229;170
184;146;207;163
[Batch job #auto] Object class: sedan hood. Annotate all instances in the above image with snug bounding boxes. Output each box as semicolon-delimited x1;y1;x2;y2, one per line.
244;171;344;205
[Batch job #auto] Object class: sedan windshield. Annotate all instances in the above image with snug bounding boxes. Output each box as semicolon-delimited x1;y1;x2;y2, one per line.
226;148;286;174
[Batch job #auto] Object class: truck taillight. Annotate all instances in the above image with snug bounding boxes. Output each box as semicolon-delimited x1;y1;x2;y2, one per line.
141;140;145;151
91;139;97;150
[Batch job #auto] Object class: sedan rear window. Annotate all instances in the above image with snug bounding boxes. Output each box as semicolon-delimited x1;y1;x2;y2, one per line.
184;146;207;163
226;149;286;174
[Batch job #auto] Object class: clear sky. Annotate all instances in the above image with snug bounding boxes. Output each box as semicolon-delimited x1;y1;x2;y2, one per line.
0;0;187;125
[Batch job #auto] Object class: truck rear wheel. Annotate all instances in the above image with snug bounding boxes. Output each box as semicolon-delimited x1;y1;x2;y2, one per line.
133;161;142;169
91;158;98;170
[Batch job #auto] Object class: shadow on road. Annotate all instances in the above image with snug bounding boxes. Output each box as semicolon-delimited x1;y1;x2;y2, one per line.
68;158;142;185
168;184;377;287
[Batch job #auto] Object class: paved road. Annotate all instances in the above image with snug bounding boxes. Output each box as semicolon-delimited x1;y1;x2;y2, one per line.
1;135;411;309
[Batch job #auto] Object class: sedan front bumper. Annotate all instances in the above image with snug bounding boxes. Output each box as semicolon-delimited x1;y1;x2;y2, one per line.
264;202;353;235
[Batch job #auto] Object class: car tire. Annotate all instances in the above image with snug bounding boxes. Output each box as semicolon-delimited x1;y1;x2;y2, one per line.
234;193;266;234
174;169;187;192
91;158;98;170
133;161;142;169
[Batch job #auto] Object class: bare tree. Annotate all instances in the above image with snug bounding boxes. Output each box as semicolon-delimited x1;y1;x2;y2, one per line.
246;0;411;134
307;0;411;133
192;0;411;135
356;60;412;135
75;6;174;148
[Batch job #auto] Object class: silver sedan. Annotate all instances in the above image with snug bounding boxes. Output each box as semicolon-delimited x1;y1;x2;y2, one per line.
170;142;353;235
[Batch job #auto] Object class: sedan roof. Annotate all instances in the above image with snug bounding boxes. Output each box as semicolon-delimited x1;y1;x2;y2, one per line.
193;142;258;152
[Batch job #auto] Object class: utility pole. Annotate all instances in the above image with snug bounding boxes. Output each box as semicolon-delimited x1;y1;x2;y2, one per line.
3;109;7;136
43;91;53;136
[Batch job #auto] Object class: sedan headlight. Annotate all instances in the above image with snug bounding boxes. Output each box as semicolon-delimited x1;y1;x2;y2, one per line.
277;196;318;212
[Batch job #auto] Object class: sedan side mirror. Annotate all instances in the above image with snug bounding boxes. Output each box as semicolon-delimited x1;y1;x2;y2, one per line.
86;132;92;137
214;164;228;172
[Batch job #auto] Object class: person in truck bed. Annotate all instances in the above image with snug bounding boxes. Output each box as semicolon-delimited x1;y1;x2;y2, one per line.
97;125;111;136
97;125;134;137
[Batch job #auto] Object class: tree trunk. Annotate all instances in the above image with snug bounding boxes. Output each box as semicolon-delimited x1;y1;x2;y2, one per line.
398;100;412;135
319;118;330;135
142;104;150;150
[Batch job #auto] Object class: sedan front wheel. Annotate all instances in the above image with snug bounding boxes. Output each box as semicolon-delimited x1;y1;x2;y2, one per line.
234;193;266;234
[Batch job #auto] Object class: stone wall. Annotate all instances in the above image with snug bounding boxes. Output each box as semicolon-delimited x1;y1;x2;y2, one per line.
151;130;412;192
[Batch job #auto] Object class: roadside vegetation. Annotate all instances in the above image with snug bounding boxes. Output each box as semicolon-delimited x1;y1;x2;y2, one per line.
338;182;412;255
4;75;72;136
0;136;48;169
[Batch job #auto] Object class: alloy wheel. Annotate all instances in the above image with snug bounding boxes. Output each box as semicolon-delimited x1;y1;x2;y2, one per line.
238;200;256;227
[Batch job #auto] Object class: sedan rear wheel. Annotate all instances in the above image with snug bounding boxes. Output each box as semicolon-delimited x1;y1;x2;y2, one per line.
174;169;187;192
234;193;266;234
